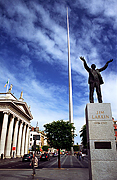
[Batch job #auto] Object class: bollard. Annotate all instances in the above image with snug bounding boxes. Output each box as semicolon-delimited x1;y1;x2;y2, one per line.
1;153;3;159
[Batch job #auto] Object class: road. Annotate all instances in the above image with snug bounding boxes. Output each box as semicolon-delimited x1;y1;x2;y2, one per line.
0;155;88;169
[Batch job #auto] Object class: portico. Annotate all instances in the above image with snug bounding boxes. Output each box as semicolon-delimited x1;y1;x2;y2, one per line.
0;92;33;159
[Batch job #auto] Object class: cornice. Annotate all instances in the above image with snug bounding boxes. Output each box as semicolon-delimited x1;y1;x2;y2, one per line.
14;101;33;118
0;101;33;120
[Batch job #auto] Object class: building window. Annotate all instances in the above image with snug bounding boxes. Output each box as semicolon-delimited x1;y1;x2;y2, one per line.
30;138;32;141
33;135;40;140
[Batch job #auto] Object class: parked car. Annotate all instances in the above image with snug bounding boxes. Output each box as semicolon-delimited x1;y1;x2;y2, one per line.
49;153;53;157
22;154;32;162
53;153;58;157
40;153;50;161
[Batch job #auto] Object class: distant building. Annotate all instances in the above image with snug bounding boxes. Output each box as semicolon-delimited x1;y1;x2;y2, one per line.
29;127;48;152
112;118;117;146
40;131;48;147
29;126;41;151
0;92;33;159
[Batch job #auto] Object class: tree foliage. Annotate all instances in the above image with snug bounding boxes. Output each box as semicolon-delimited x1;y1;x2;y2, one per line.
73;145;79;151
44;120;75;168
79;124;87;149
44;120;75;150
42;145;49;152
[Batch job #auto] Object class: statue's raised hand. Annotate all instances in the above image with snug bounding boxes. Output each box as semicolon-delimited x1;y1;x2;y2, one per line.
106;59;113;64
80;56;85;62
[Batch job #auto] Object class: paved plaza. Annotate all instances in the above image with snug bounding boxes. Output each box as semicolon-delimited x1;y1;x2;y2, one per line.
0;168;89;180
0;156;89;180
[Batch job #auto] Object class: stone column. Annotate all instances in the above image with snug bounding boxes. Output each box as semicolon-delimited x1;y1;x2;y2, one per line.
25;125;29;154
17;121;23;157
0;112;9;159
11;118;19;158
5;114;15;158
21;123;26;156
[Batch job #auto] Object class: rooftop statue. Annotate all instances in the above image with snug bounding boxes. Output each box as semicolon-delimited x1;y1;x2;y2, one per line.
20;91;23;99
80;56;113;103
8;84;13;93
19;91;24;101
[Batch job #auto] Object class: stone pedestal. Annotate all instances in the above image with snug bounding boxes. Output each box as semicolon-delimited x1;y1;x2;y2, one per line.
85;103;117;180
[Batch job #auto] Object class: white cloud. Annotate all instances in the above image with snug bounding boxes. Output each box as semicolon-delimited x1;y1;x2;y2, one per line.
102;72;117;117
20;55;31;68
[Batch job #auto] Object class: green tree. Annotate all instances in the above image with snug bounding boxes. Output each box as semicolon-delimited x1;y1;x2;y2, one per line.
73;145;79;152
79;124;87;149
42;145;49;152
44;120;75;168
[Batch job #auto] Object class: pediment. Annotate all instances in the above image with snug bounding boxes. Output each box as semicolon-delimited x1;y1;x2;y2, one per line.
14;101;33;119
0;93;33;120
17;104;27;113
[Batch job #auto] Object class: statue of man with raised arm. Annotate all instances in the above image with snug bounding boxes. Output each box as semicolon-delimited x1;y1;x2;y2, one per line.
80;57;113;103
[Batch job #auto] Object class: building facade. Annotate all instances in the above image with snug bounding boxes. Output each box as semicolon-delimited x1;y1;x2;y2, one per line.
40;131;48;147
29;127;48;152
112;118;117;146
29;127;41;151
0;92;33;159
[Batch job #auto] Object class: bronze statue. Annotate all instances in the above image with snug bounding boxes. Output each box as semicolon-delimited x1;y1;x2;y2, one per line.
8;84;13;93
80;57;113;103
20;91;23;99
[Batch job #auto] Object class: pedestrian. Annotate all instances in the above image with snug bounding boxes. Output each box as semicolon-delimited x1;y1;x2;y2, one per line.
13;152;15;158
30;154;36;177
77;152;79;159
35;156;38;167
79;151;82;161
82;153;85;160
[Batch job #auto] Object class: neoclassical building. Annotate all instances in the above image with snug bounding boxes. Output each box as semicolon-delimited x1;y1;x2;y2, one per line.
0;92;33;159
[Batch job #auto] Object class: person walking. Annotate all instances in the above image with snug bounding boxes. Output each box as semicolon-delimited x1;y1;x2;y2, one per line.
77;152;79;159
30;154;36;177
79;151;82;161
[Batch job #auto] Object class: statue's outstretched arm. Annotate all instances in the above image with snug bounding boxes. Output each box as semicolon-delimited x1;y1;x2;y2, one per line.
99;59;113;72
79;56;90;72
106;59;113;65
80;56;86;62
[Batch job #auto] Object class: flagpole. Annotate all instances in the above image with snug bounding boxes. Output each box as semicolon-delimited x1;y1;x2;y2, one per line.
6;79;9;93
67;8;74;155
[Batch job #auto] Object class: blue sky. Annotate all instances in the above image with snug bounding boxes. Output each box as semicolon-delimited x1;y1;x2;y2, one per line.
0;0;117;144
